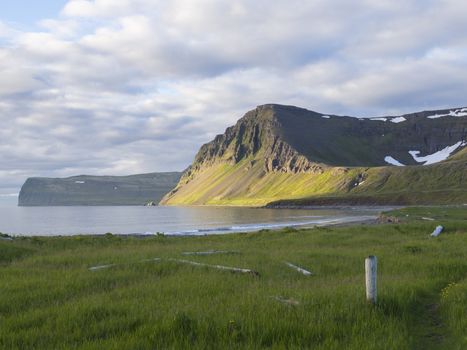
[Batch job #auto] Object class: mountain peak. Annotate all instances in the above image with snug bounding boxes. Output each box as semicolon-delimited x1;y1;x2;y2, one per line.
255;103;322;116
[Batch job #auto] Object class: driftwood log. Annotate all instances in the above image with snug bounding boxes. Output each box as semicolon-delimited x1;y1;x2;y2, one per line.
284;262;313;276
169;258;259;276
181;250;239;256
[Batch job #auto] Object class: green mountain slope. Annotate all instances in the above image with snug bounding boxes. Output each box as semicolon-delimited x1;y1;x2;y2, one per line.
19;172;182;206
161;104;467;206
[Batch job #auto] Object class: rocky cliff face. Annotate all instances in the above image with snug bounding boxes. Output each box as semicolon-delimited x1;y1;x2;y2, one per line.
180;105;325;186
19;172;182;206
177;104;466;178
189;105;282;169
161;104;467;206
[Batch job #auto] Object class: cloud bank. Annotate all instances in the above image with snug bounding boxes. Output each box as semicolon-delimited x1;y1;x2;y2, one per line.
1;0;467;196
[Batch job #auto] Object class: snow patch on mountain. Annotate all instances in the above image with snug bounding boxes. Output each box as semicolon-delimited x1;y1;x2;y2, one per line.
409;141;464;165
384;156;405;166
427;109;467;119
390;117;406;123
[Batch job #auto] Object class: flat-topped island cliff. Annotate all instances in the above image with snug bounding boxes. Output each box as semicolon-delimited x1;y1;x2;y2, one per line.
18;172;182;206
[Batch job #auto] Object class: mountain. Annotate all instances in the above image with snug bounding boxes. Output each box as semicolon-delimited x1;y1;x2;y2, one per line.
161;104;467;206
18;172;182;206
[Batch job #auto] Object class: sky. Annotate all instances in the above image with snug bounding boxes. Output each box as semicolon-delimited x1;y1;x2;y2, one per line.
1;0;467;199
2;1;68;27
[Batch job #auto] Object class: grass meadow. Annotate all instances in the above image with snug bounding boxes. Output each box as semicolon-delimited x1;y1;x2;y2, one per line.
0;207;466;349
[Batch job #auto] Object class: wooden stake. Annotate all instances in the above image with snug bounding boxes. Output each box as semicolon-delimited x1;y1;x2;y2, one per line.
365;256;377;304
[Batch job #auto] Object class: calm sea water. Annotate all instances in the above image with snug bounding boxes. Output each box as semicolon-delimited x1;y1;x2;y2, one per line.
0;204;383;236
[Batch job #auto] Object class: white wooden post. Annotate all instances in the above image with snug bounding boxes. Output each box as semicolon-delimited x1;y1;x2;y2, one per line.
365;256;377;304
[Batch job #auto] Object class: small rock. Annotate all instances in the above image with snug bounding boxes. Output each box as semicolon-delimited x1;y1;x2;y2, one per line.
431;225;443;237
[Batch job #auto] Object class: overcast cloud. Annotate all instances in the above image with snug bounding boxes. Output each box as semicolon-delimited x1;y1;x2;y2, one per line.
1;0;467;197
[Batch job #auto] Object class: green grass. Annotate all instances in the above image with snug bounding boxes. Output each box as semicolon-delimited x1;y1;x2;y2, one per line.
162;151;467;206
0;207;466;349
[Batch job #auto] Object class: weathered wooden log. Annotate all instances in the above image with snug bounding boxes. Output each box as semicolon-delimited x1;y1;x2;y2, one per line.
274;296;300;306
181;250;239;256
89;264;115;271
169;258;259;276
139;258;161;263
284;262;313;275
89;258;161;271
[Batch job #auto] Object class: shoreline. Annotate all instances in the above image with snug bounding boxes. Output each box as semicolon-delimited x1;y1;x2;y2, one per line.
3;215;380;239
262;204;399;211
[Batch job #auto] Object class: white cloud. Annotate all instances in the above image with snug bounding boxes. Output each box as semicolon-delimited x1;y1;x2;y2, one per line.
38;19;81;38
0;21;17;38
62;0;101;18
0;0;467;195
62;0;140;18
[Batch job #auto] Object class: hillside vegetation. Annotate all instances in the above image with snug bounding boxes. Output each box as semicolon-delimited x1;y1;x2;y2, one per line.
161;153;466;206
162;105;466;206
0;207;466;349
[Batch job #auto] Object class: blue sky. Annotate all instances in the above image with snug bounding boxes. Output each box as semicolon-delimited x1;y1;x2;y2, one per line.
0;0;467;199
1;0;67;27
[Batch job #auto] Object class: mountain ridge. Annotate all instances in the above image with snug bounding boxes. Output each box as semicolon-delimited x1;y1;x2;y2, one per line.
161;104;467;206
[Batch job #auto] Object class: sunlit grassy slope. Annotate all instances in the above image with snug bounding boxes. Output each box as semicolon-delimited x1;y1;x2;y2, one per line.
162;149;467;206
0;207;466;349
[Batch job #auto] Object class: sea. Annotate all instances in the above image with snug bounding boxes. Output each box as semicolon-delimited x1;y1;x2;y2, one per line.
0;199;385;236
